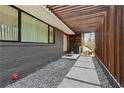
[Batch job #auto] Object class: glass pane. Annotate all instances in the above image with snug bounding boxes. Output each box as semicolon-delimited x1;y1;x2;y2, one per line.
49;26;54;43
0;5;18;41
63;34;67;52
21;12;48;43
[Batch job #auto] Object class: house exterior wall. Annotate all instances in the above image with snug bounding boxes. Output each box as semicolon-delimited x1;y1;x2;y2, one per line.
0;28;64;87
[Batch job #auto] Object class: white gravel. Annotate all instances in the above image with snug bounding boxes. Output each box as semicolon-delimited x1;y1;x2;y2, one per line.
93;57;113;88
6;58;76;88
6;57;113;88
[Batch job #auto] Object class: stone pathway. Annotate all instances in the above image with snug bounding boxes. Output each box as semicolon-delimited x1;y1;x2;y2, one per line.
58;56;112;88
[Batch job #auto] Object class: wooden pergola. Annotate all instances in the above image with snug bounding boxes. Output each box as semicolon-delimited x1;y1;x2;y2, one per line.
46;5;108;33
46;5;124;87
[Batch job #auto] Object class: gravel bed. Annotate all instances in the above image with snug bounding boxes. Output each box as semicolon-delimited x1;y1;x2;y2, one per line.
6;58;76;88
6;57;113;88
92;57;113;88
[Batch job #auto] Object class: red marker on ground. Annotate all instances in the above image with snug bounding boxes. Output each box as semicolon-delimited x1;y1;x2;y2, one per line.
11;72;18;80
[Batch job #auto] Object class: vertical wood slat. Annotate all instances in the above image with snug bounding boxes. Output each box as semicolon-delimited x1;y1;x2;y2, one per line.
120;6;124;87
104;11;108;68
107;6;116;76
114;6;122;83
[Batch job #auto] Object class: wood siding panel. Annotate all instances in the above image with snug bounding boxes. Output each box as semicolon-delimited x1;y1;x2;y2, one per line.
95;6;124;87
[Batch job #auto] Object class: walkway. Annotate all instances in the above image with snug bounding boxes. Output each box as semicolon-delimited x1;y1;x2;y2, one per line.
58;56;112;88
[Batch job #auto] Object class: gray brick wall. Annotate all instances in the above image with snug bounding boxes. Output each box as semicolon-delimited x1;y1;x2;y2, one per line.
0;28;64;87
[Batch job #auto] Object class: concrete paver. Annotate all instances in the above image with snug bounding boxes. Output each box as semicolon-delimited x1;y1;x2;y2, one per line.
66;67;100;85
74;61;95;69
58;78;101;88
77;57;93;62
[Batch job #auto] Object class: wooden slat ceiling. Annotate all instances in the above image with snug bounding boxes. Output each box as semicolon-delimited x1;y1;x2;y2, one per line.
46;5;109;33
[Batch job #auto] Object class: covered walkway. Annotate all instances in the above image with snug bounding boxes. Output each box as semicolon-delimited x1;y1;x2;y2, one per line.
0;5;124;88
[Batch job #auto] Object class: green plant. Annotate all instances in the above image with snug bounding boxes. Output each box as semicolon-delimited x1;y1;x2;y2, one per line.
84;44;94;55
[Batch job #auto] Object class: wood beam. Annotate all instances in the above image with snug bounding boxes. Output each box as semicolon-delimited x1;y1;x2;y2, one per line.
54;5;95;13
55;6;108;16
63;11;106;20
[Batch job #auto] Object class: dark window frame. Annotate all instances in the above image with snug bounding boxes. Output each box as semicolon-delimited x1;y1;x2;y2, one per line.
0;5;55;44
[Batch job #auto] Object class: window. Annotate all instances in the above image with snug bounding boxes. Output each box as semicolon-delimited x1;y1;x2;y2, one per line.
21;12;48;43
0;6;55;44
63;34;68;52
0;6;18;41
49;26;54;43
